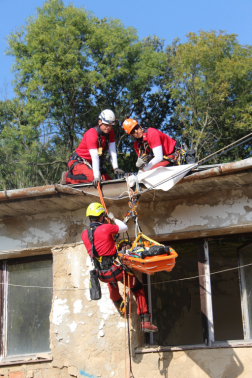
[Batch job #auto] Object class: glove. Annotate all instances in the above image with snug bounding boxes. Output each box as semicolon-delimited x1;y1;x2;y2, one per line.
107;212;115;221
136;156;147;169
114;168;125;177
92;177;101;188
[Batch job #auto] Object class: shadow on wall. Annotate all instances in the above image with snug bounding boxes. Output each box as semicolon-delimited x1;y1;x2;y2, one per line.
152;348;244;378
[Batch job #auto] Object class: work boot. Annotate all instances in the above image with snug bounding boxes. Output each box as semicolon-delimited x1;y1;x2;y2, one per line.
60;171;67;185
140;313;158;333
113;298;126;316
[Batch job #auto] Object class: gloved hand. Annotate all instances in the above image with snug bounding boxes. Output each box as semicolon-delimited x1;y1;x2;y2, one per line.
92;177;101;188
114;168;125;177
107;212;115;221
136;156;147;169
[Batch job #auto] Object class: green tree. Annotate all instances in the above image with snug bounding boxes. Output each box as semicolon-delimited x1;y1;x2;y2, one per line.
4;0;173;187
166;31;252;161
0;98;65;190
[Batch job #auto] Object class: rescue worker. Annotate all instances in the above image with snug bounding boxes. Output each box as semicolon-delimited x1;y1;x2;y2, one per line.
82;202;158;332
122;119;183;171
61;109;125;187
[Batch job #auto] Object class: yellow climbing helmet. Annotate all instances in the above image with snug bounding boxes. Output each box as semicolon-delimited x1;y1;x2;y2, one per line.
86;202;105;217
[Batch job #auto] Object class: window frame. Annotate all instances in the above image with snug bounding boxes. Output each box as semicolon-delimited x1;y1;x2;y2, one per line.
0;254;53;365
143;233;252;353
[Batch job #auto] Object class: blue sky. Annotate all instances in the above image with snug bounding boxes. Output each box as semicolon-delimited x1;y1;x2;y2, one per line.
0;0;251;99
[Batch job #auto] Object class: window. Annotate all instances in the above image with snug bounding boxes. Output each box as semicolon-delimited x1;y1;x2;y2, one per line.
148;235;252;348
0;255;52;362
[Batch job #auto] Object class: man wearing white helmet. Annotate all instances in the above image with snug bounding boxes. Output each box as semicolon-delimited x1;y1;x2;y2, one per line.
61;109;125;187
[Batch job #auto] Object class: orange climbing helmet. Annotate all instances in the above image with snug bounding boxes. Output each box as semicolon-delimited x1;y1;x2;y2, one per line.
122;119;139;135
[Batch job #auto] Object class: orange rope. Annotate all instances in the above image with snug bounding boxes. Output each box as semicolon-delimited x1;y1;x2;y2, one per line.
123;271;127;378
97;182;111;223
128;275;132;378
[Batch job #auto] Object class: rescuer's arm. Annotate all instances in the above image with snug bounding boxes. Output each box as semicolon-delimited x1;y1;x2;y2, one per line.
109;142;125;177
141;145;163;171
108;142;118;170
89;148;100;187
107;212;128;233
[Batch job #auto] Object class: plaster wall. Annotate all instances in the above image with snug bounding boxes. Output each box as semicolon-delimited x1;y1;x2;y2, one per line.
1;187;252;254
1;243;252;378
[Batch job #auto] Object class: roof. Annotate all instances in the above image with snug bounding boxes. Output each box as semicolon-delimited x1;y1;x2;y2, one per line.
1;158;252;218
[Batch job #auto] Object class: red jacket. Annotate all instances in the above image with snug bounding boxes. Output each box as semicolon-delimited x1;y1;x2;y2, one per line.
76;127;115;163
82;223;119;257
134;128;176;157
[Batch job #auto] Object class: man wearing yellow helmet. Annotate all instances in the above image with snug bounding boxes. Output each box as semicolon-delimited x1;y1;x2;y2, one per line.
82;202;158;332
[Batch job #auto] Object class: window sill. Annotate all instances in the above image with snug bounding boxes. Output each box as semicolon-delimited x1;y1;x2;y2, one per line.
0;353;52;366
135;340;252;354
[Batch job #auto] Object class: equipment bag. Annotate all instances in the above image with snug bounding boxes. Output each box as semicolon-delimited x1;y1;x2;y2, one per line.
88;225;102;300
142;245;171;258
89;269;101;300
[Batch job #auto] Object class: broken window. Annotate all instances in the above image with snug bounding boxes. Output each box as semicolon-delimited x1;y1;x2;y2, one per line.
0;255;52;360
148;235;252;348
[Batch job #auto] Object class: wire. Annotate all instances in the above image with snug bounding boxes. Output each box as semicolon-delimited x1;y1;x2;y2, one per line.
1;261;252;291
198;132;252;165
143;262;252;286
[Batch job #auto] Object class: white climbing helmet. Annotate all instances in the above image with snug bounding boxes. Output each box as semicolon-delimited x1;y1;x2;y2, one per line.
99;109;115;125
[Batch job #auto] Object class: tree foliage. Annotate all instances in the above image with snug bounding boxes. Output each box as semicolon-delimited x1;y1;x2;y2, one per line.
1;6;252;191
1;0;173;190
166;31;252;161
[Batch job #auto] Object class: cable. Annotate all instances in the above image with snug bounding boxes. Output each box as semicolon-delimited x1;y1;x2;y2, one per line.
197;132;252;165
1;262;252;290
143;262;252;286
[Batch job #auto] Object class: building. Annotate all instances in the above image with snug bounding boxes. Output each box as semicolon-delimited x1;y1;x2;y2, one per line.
0;158;252;378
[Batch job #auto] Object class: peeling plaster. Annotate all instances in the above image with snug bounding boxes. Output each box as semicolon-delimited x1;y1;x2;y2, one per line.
73;300;83;314
52;298;70;325
68;321;78;332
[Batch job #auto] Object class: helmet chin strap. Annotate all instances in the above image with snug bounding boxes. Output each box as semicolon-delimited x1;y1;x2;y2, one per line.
135;136;143;142
97;125;107;137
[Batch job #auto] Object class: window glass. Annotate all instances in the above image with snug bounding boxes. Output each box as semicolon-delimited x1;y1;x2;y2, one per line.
7;259;52;356
209;239;244;341
238;242;252;339
151;241;203;346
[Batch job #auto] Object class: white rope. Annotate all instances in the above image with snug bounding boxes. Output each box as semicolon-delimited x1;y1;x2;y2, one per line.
2;262;252;291
146;262;252;286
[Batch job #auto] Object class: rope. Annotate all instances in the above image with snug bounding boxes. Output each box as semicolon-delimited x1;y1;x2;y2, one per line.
197;132;252;165
97;182;108;213
128;275;132;378
123;271;127;378
3;261;252;291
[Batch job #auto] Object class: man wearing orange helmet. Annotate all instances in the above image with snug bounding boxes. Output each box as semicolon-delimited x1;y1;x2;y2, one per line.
122;119;178;171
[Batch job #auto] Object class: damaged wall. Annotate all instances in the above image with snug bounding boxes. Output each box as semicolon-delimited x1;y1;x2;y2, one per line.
1;242;252;378
1;187;252;253
1;182;252;377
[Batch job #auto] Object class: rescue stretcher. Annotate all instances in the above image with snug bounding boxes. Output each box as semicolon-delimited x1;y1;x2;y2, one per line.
118;233;178;275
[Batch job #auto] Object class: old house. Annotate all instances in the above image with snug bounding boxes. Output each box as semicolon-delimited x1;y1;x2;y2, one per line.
0;158;252;378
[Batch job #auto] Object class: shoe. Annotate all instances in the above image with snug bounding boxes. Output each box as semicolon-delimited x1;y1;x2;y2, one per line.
60;171;67;185
113;298;125;316
140;313;158;333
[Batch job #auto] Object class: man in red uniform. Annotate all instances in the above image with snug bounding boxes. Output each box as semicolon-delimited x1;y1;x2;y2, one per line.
61;109;124;187
123;119;179;171
82;202;158;332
